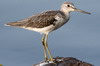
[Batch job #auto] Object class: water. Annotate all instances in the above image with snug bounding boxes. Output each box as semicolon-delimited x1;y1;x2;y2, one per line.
0;0;100;66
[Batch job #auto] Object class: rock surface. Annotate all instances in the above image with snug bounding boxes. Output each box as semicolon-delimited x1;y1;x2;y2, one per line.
33;57;93;66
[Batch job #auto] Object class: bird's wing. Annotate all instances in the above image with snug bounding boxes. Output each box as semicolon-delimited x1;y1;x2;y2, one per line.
24;11;59;28
6;11;63;28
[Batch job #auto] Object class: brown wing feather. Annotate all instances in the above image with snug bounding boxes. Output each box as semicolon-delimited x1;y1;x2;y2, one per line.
6;11;65;28
24;11;59;28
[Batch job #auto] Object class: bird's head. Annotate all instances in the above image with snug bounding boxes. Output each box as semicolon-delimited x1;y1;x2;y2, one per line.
61;2;91;14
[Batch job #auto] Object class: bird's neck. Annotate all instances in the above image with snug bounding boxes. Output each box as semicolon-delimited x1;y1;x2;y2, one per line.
60;8;70;15
60;10;70;20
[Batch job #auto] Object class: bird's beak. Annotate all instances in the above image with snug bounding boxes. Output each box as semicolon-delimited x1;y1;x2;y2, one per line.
74;8;91;14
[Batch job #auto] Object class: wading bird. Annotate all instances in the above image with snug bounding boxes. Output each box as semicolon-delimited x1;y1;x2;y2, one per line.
5;2;90;61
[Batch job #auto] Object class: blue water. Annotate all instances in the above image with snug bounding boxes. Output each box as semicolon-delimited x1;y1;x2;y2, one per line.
0;0;100;66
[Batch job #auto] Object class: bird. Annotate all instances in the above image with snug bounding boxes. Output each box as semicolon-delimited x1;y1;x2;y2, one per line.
5;2;91;61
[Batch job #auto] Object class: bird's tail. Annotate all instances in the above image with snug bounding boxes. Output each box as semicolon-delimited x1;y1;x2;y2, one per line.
5;22;24;27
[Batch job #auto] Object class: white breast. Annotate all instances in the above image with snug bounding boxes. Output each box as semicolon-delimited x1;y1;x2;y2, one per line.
54;13;69;30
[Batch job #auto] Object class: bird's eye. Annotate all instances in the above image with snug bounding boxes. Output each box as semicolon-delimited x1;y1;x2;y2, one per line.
67;5;70;7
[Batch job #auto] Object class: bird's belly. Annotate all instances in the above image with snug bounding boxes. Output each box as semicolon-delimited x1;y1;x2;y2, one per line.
24;25;55;34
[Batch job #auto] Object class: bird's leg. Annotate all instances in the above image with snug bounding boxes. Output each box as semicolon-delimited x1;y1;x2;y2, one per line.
44;34;53;61
42;34;48;61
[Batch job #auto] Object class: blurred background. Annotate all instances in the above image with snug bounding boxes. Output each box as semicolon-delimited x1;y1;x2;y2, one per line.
0;0;100;66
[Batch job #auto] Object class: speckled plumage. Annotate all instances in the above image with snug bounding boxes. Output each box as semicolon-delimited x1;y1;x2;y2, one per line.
6;10;69;34
6;11;67;27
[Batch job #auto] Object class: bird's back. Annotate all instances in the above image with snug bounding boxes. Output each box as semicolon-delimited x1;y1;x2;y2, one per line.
6;11;65;27
5;10;69;34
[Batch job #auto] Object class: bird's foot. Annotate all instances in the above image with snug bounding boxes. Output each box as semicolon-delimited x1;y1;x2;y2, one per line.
44;58;54;62
49;58;54;61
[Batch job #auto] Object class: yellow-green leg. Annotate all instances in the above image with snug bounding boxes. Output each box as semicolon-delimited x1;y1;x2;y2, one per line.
44;34;53;61
0;64;2;66
42;34;48;61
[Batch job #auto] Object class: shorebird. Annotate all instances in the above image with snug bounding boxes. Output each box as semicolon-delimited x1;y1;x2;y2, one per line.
5;2;90;61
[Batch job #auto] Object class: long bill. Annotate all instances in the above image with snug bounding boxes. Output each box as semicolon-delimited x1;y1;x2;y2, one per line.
74;8;91;14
